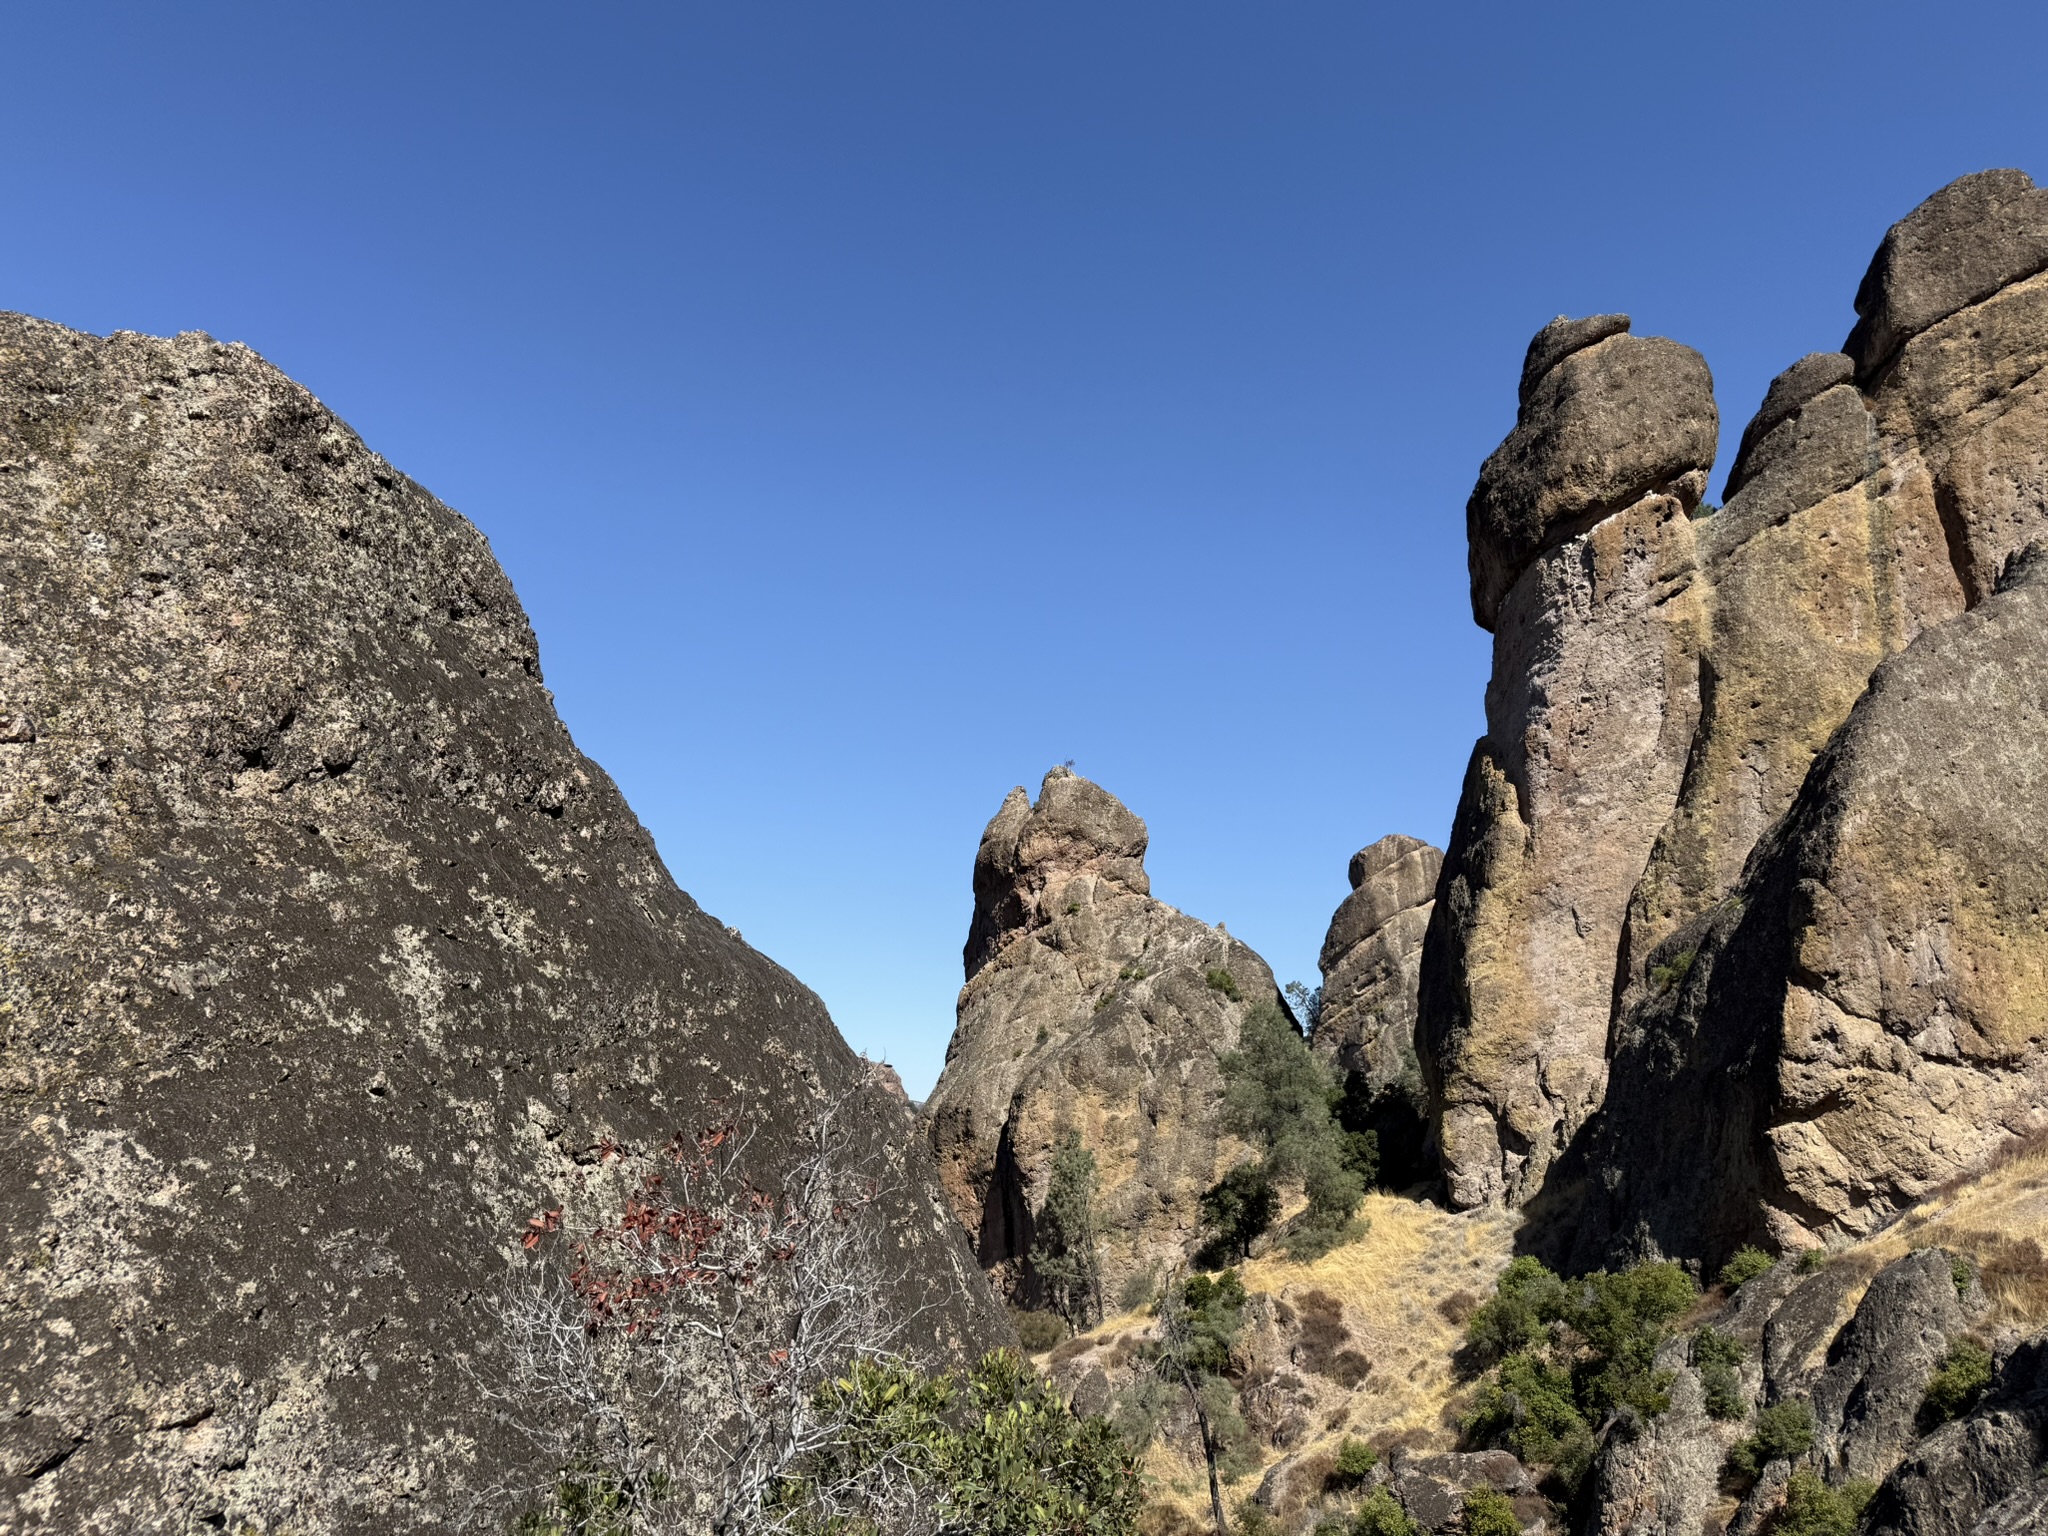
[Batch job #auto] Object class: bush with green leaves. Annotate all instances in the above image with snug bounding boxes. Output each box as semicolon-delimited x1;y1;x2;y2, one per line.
1327;1436;1378;1488
1211;999;1373;1259
513;1460;643;1536
1347;1488;1422;1536
1728;1400;1814;1479
1461;1255;1697;1491
1206;967;1242;1000
785;1351;1144;1536
1718;1246;1774;1289
1921;1337;1993;1427
1031;1130;1103;1327
1776;1469;1876;1536
1461;1487;1521;1536
1691;1326;1747;1421
1011;1307;1067;1352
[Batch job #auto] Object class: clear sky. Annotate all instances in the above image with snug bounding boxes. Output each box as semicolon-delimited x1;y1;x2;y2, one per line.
6;4;2045;1095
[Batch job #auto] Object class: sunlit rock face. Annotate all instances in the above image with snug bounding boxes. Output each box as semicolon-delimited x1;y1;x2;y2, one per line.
1425;170;2048;1260
924;767;1282;1306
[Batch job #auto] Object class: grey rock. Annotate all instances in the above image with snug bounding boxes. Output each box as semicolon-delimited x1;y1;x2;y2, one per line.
0;314;1006;1534
1586;1344;1732;1536
1810;1250;1969;1483
1846;169;2048;380
1519;312;1633;406
1865;1336;2048;1536
924;768;1281;1305
1467;328;1717;629
1720;381;1873;519
1390;1449;1533;1532
1731;352;1858;473
1315;835;1441;1184
1761;1262;1871;1403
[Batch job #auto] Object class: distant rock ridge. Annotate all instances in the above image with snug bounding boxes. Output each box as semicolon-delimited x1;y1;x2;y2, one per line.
1421;167;2048;1260
0;314;1005;1533
924;767;1281;1304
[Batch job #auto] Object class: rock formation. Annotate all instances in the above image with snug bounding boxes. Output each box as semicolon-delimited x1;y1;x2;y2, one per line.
923;767;1282;1306
1424;169;2048;1253
0;314;1004;1534
1313;835;1441;1186
1422;315;1718;1208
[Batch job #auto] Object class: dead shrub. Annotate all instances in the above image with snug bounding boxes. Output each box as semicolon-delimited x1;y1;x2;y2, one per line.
1438;1289;1482;1325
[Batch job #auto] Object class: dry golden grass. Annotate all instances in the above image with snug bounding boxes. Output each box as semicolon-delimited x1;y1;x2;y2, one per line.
1859;1130;2048;1330
1241;1193;1520;1454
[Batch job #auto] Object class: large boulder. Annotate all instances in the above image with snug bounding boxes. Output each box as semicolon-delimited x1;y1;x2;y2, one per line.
1314;834;1441;1185
1809;1250;1972;1484
1466;318;1717;629
923;768;1280;1304
0;314;1005;1534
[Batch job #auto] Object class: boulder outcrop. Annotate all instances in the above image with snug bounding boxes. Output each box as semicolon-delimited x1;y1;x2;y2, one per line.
923;768;1281;1306
0;314;1004;1534
1423;321;1716;1207
1425;170;2048;1250
1314;835;1441;1185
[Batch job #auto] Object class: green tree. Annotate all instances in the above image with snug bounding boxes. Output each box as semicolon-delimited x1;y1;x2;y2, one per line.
1032;1130;1104;1327
1461;1488;1520;1536
1347;1489;1421;1536
1215;1000;1372;1257
1199;1161;1279;1265
1921;1337;1992;1427
1156;1269;1250;1536
1691;1326;1746;1421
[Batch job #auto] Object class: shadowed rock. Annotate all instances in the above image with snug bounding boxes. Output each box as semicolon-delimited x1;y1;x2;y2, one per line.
0;313;1005;1533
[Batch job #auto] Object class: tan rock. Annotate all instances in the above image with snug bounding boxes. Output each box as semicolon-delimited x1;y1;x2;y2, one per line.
923;768;1278;1304
1425;483;1708;1208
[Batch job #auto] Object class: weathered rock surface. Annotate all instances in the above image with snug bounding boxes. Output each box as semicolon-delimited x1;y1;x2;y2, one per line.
1430;172;2048;1253
1845;169;2048;381
1585;1343;1730;1536
1810;1249;1972;1483
0;314;1004;1533
1315;834;1440;1184
1389;1449;1535;1532
1425;442;1711;1206
923;768;1280;1304
1466;321;1717;628
1865;1335;2048;1536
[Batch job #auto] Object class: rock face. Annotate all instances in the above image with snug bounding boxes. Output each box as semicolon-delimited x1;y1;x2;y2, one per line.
1865;1335;2048;1536
1809;1250;1972;1484
1314;835;1441;1185
0;315;1004;1534
1423;319;1717;1208
1425;170;2048;1251
923;768;1281;1305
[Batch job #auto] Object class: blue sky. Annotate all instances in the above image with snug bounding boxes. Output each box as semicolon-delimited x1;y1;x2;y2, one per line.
6;4;2045;1094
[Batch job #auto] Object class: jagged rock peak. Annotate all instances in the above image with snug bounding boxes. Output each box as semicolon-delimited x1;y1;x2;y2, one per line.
1846;168;2048;381
1466;317;1718;628
963;765;1151;977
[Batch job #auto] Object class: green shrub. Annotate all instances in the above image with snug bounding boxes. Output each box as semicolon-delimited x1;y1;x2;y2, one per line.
1718;1246;1774;1289
1206;967;1242;1000
1011;1307;1067;1352
1648;948;1697;994
1462;1487;1521;1536
1922;1337;1993;1426
1349;1488;1422;1536
1692;1327;1747;1421
1951;1255;1974;1299
1328;1436;1378;1487
1118;1264;1159;1313
1776;1469;1876;1536
1200;1373;1261;1483
1218;999;1368;1251
514;1458;644;1536
1798;1248;1828;1274
1728;1400;1814;1478
1237;1503;1283;1536
1462;1256;1697;1489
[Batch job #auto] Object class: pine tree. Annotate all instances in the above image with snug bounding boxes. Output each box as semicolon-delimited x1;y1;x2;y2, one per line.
1031;1130;1103;1327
